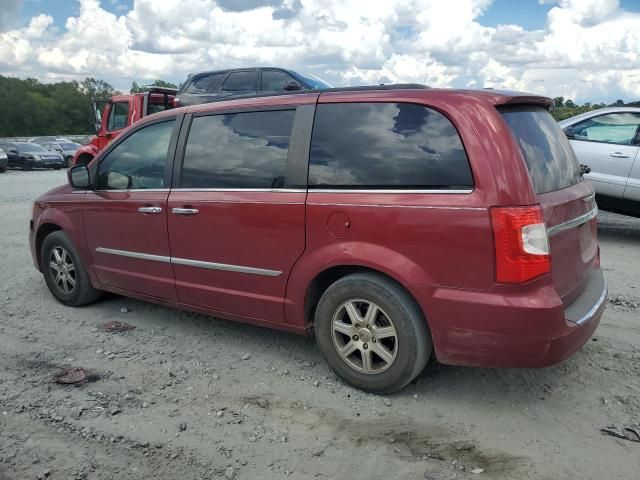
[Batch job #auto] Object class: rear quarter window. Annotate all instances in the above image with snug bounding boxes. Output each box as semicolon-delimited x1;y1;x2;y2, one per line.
308;102;473;190
500;105;582;194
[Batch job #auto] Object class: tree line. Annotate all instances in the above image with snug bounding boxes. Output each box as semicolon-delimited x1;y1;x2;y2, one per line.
0;74;637;136
0;76;177;137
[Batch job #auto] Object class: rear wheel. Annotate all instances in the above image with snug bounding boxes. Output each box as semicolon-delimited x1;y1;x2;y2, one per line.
41;231;101;306
314;272;431;394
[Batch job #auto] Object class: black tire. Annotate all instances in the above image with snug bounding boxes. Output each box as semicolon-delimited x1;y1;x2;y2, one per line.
0;167;6;173
314;272;432;394
21;160;32;171
41;231;101;307
53;166;61;170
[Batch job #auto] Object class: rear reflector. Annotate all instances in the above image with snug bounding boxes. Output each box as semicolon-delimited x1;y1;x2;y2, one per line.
490;206;550;283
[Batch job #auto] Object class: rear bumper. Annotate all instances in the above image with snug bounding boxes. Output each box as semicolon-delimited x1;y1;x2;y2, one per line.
409;268;607;368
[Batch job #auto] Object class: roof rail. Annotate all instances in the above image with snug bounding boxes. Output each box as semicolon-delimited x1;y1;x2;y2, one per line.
191;83;429;105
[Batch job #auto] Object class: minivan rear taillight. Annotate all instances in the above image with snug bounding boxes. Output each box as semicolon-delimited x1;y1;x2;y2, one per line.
490;206;550;283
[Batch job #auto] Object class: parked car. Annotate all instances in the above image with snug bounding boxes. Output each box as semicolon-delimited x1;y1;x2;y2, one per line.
0;148;7;172
42;141;81;167
29;136;74;145
30;85;606;393
559;107;640;216
0;142;65;170
72;86;176;166
175;67;332;107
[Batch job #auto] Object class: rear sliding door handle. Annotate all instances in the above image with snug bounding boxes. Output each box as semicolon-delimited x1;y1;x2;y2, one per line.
609;152;630;158
138;206;163;214
172;207;199;216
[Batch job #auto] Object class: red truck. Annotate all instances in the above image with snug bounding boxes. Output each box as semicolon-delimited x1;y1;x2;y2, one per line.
72;87;176;166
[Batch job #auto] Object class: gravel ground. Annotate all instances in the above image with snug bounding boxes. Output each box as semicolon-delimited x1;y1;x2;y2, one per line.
1;169;639;480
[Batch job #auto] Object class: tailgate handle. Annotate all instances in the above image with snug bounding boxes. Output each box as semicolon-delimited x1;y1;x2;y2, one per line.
609;152;630;158
172;207;199;216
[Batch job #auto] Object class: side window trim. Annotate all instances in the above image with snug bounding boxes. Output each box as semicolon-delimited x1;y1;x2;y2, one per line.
93;115;183;191
172;105;307;190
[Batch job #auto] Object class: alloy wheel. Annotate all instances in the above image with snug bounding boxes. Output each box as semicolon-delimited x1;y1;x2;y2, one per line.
331;299;398;374
48;246;76;295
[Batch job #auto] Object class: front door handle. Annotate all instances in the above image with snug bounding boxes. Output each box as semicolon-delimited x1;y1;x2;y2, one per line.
610;152;630;158
172;207;199;216
138;206;163;214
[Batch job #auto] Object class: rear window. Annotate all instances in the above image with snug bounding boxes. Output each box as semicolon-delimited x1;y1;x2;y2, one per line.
185;73;226;94
308;102;473;190
500;105;582;194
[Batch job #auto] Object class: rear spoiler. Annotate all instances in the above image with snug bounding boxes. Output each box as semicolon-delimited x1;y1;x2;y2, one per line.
147;86;178;95
494;93;554;110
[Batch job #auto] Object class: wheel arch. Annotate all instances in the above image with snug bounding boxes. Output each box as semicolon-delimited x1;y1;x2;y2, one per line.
72;144;98;166
35;223;63;271
302;265;430;334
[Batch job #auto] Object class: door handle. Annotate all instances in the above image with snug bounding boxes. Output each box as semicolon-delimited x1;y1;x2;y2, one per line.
609;152;630;158
138;206;163;214
172;207;199;216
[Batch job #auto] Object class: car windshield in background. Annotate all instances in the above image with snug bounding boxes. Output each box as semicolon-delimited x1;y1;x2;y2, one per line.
499;105;582;194
60;143;79;151
15;143;48;153
297;72;332;89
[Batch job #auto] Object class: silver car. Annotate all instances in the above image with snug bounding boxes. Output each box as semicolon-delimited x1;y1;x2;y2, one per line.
559;107;640;215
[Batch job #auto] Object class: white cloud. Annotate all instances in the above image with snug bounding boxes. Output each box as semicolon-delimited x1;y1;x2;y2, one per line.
0;0;639;102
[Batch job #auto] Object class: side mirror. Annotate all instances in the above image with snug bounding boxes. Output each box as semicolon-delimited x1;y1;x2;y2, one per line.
283;81;302;92
69;165;90;189
563;126;575;139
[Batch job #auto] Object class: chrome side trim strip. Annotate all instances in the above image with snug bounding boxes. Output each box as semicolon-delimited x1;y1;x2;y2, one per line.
95;247;171;263
95;248;281;277
308;188;474;194
575;278;608;326
548;206;598;237
307;202;485;210
171;257;281;276
171;188;306;193
93;189;171;192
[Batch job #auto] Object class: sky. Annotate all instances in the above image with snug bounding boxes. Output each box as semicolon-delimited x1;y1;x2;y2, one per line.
1;0;640;103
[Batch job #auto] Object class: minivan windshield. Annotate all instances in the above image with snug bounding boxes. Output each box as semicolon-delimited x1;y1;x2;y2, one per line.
500;105;582;194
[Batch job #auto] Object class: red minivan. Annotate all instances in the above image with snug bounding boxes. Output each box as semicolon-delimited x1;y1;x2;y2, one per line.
29;85;607;393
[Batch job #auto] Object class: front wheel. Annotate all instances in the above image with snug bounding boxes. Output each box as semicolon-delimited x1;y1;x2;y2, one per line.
41;231;101;306
314;272;432;394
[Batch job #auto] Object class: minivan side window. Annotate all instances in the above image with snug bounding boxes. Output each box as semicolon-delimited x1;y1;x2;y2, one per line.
308;102;474;189
98;120;175;190
181;110;295;189
571;113;640;145
222;71;258;92
107;102;130;131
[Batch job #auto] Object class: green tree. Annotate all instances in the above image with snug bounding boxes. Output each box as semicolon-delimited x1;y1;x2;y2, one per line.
130;79;178;93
